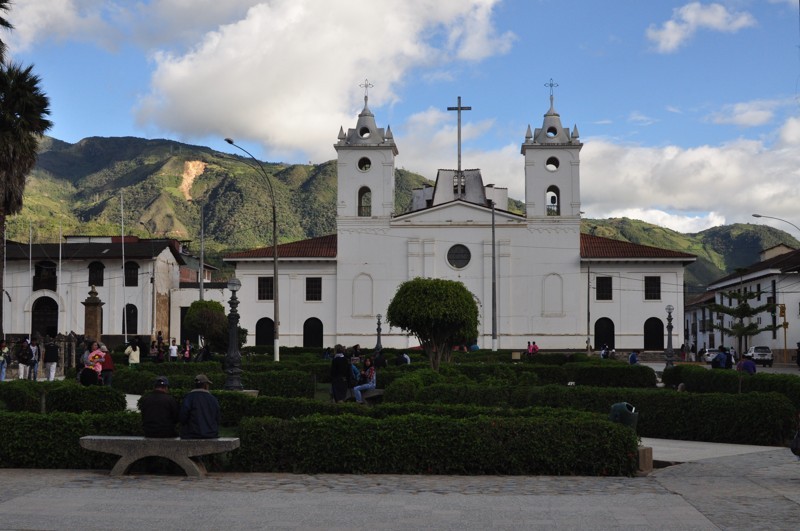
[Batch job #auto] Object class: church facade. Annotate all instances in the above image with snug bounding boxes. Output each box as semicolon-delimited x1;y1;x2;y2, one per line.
225;93;695;351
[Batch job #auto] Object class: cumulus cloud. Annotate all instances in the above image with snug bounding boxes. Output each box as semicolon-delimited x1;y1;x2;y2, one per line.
135;0;514;160
4;0;117;53
646;2;756;53
708;99;785;127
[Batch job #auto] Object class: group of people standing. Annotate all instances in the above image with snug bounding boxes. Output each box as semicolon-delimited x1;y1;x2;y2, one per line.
0;337;60;382
148;332;209;363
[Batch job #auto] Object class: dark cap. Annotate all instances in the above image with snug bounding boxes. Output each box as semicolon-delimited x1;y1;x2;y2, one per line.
154;376;169;387
194;374;212;385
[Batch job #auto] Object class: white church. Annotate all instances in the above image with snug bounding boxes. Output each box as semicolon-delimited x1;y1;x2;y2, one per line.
224;90;696;351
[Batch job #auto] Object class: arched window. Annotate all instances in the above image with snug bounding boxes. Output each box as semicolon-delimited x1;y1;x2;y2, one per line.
358;186;371;217
124;261;139;287
33;261;57;291
546;186;560;216
31;296;58;339
123;304;138;335
88;261;105;286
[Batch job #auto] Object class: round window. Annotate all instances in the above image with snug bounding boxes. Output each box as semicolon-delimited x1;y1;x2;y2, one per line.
358;126;371;139
357;157;371;171
545;156;560;171
447;244;471;269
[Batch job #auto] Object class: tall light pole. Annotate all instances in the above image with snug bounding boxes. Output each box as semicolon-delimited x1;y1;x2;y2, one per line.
752;213;800;234
224;138;280;362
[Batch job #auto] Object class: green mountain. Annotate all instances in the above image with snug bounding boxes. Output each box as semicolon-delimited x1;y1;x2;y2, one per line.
14;136;799;290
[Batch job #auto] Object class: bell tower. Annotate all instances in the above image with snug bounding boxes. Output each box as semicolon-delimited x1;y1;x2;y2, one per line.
334;80;398;220
521;79;582;220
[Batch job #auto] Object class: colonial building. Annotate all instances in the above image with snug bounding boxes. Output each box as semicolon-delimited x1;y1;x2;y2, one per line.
705;244;800;362
224;91;696;351
3;236;184;343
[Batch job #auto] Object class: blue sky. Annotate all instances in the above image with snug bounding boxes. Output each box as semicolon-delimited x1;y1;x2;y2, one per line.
5;0;800;233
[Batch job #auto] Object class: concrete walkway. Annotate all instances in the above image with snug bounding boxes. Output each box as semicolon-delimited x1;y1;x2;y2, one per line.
0;441;796;530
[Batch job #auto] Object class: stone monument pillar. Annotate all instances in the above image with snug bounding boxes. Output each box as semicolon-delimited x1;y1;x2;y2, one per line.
82;285;104;343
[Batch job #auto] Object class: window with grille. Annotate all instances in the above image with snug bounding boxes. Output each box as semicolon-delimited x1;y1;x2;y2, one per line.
596;276;612;300
88;262;105;286
124;262;139;287
644;276;661;300
258;277;274;300
306;277;322;301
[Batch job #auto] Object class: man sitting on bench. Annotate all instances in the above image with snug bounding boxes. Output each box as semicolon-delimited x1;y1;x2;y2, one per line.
140;375;179;438
179;374;220;439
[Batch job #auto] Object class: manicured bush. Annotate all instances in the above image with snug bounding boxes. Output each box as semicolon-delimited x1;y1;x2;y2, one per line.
0;380;126;414
563;362;657;388
0;411;142;469
663;365;800;409
233;412;639;476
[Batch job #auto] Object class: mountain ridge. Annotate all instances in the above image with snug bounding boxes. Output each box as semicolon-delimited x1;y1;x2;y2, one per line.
16;135;798;291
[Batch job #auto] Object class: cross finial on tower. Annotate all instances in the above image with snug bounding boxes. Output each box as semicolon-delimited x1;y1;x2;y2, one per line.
447;96;472;178
359;78;374;104
544;78;559;107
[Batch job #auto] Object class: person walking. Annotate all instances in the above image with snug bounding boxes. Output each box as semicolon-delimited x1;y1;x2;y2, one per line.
99;344;115;387
16;339;32;380
28;338;40;381
125;338;141;368
43;338;59;381
0;340;8;381
179;375;220;439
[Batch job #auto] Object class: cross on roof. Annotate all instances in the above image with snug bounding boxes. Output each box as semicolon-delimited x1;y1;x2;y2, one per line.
447;96;472;174
359;78;374;101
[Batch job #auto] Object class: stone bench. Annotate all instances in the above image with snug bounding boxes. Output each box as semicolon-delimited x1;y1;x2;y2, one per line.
343;388;385;405
80;435;240;477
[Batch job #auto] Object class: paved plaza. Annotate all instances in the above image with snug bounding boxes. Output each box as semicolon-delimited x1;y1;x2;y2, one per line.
0;441;798;530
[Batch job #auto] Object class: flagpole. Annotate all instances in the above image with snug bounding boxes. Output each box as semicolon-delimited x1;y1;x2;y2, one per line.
121;193;127;343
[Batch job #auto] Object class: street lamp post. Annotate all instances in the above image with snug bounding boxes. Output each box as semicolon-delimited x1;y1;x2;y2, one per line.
664;304;675;370
752;214;800;234
224;277;243;390
224;138;280;362
375;314;382;351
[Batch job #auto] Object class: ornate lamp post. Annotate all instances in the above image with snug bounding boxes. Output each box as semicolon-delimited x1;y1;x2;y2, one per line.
224;138;280;362
375;314;382;351
664;304;675;369
224;278;243;390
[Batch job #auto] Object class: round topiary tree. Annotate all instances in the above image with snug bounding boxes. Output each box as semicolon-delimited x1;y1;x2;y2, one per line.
386;277;479;371
183;300;227;352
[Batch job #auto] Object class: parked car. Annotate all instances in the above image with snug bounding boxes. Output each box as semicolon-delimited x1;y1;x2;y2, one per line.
702;348;721;364
746;346;773;367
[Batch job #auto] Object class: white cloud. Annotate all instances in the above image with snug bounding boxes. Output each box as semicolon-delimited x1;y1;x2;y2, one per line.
646;2;756;53
4;0;117;54
135;0;514;160
628;112;657;126
708;99;784;127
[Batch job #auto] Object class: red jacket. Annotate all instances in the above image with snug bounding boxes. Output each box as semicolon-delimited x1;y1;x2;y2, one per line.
100;351;115;371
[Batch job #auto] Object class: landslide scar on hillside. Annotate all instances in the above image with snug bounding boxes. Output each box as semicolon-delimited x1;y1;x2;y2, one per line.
180;161;206;201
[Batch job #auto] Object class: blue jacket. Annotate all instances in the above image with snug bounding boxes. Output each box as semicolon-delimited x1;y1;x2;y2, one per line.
179;389;220;439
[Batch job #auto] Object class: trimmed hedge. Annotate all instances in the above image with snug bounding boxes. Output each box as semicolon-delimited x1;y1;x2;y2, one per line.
563;362;657;388
0;411;142;469
0;380;126;414
663;365;800;409
232;413;639;476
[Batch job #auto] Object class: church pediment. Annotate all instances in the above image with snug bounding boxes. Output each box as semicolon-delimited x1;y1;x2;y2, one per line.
393;200;522;225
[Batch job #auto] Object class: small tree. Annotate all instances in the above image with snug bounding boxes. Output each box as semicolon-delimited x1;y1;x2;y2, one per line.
184;300;227;352
386;277;479;371
708;289;778;354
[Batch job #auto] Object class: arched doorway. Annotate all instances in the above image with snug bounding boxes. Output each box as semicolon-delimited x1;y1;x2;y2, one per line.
644;317;665;350
594;317;615;350
255;318;275;346
303;317;323;348
31;296;58;338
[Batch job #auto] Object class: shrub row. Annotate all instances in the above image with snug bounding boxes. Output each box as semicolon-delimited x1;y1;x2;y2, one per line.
0;380;127;414
663;365;800;409
111;367;315;398
0;411;142;469
232;413;639;476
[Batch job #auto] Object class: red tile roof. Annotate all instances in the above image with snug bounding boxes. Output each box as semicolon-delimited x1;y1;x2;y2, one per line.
225;232;696;262
580;233;695;261
225;234;337;259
